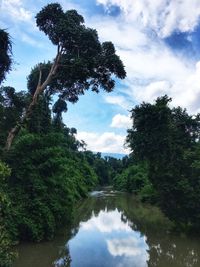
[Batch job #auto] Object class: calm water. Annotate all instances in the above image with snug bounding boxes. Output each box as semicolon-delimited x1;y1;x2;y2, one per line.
14;189;200;267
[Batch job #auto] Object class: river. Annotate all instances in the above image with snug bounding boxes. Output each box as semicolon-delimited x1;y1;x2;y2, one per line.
14;188;200;267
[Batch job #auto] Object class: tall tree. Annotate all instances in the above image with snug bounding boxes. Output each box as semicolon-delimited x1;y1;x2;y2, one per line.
126;96;200;227
5;3;126;150
0;29;12;84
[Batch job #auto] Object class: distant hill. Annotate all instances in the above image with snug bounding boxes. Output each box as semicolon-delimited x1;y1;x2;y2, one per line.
100;152;127;159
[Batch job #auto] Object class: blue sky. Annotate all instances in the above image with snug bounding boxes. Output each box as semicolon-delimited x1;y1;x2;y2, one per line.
1;0;200;153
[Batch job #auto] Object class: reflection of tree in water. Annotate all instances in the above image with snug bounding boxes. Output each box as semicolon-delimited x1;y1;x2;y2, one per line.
55;191;200;267
54;245;71;267
117;194;200;267
53;195;120;266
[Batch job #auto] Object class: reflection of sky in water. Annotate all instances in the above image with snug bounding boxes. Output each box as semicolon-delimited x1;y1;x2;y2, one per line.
65;208;149;267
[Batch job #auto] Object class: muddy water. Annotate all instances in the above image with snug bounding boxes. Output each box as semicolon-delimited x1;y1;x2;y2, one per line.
14;189;200;267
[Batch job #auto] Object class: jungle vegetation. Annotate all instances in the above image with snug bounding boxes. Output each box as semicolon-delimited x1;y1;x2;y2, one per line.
0;3;125;266
1;2;200;267
115;96;200;232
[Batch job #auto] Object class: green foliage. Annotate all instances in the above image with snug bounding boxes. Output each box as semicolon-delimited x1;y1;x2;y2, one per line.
105;156;123;182
126;95;200;229
0;161;16;267
113;164;147;192
113;162;158;203
113;156;159;207
83;152;124;185
5;132;97;242
0;87;27;148
27;3;126;102
139;182;157;203
0;225;16;267
26;94;52;134
27;62;52;95
2;3;125;150
0;160;10;180
0;3;126;263
0;29;12;84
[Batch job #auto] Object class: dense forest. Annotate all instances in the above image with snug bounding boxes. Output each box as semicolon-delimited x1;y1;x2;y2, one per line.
114;96;200;232
1;3;200;267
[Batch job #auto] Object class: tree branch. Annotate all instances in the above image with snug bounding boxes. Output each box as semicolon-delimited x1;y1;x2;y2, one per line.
5;46;62;150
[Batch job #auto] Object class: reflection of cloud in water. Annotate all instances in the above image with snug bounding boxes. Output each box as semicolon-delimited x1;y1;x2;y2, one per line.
107;236;147;257
81;209;132;233
66;208;149;267
107;235;149;267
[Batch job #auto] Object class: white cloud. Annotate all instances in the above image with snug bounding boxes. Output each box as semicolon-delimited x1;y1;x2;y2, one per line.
97;0;200;38
1;0;32;22
134;81;171;104
133;62;200;113
89;3;200;115
118;45;191;85
76;131;128;154
81;209;132;233
111;114;132;129
20;32;45;48
89;16;148;49
104;95;131;110
107;236;147;257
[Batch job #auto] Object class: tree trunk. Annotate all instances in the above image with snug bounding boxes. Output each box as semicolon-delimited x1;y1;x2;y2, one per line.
5;125;21;151
4;49;61;151
5;86;42;150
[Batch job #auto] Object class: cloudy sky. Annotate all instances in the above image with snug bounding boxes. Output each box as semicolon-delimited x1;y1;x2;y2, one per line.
1;0;200;153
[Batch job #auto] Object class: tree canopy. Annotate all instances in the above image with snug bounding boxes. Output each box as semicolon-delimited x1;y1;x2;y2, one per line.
126;95;200;228
5;3;126;150
31;3;126;98
0;29;12;84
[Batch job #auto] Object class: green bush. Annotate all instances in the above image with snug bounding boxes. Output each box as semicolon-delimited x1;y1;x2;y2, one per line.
5;132;97;242
0;161;16;267
113;163;158;203
113;164;147;192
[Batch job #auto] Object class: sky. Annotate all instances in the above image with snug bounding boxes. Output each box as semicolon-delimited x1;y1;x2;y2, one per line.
1;0;200;153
